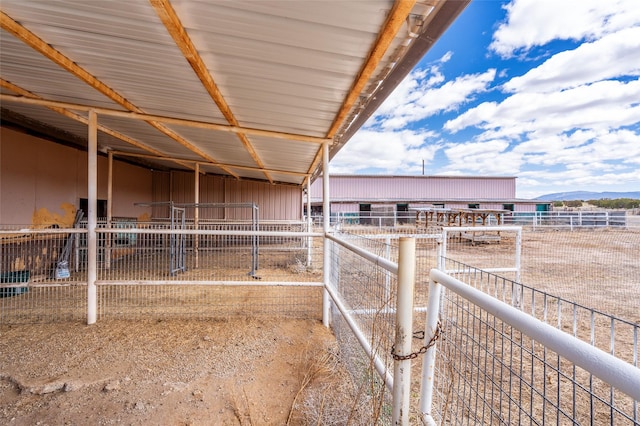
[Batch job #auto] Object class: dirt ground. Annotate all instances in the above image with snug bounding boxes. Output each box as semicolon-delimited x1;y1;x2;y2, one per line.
1;226;638;425
0;318;362;426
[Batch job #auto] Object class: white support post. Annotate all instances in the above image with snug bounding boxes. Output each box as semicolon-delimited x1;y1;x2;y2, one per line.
306;179;312;267
514;227;523;307
392;237;416;426
384;236;391;303
87;110;98;325
105;151;113;270
322;141;331;328
419;276;443;426
194;163;199;269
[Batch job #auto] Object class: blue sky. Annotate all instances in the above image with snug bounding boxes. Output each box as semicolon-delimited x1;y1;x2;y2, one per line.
331;0;640;199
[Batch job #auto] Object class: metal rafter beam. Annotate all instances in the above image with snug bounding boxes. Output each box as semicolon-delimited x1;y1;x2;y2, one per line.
325;0;417;139
0;10;238;178
110;150;309;179
150;0;273;183
0;94;330;144
0;79;195;171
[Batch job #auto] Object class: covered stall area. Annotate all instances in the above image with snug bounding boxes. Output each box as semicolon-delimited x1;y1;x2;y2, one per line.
0;0;468;324
0;5;470;421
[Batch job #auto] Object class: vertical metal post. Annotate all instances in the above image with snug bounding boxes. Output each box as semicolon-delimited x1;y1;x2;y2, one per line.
436;236;443;271
252;203;259;274
440;228;448;272
392;237;416;425
194;163;199;269
384;236;391;303
87;110;98;325
322;141;331;327
515;227;522;283
105;151;113;270
306;179;312;267
419;277;443;425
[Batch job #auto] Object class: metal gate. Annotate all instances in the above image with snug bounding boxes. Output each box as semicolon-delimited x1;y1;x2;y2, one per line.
170;206;186;275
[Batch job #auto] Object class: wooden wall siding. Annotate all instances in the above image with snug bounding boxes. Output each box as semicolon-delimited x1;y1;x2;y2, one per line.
310;175;516;200
1;127;153;225
153;171;302;221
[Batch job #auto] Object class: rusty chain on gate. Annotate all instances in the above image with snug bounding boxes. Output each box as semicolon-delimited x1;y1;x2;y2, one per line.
391;320;443;361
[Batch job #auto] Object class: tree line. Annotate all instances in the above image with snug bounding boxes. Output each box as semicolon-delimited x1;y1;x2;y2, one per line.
553;198;640;209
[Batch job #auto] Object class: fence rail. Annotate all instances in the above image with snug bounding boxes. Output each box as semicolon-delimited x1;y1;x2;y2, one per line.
2;221;638;424
424;264;640;425
311;210;638;229
1;224;324;323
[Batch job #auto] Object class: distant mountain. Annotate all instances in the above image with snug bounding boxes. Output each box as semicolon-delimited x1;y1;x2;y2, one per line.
535;191;640;201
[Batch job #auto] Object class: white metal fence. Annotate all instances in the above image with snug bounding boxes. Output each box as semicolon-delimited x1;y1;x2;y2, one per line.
324;226;639;424
313;210;638;230
423;265;640;425
2;221;639;424
1;221;324;323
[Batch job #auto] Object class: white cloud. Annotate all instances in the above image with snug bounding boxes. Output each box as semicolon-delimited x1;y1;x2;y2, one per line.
342;0;640;198
367;51;497;131
445;78;640;136
372;69;496;131
518;129;640;167
330;129;440;174
441;139;524;175
503;27;640;93
490;0;640;58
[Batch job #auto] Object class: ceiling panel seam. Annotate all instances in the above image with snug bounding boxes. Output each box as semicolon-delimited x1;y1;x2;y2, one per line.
0;78;196;171
326;0;417;139
0;10;239;178
150;0;273;183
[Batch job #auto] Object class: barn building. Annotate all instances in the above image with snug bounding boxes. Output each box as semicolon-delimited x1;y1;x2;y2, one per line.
308;174;551;223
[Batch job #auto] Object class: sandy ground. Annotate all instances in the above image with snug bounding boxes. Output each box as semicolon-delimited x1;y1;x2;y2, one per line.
1;226;638;425
0;318;362;426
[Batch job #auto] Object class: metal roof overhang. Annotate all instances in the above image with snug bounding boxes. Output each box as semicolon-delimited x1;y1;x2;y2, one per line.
0;0;469;187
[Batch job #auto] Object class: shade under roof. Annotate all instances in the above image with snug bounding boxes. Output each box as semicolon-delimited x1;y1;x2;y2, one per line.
0;0;468;186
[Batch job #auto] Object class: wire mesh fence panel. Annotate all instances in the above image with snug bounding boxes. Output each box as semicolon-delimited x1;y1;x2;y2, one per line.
517;229;639;320
1;223;324;323
328;235;397;424
1;227;87;324
95;230;323;284
0;285;87;324
442;228;639;322
432;263;639;425
97;284;323;321
326;232;438;423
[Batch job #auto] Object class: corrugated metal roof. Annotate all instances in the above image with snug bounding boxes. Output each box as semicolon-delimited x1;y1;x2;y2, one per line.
1;0;468;187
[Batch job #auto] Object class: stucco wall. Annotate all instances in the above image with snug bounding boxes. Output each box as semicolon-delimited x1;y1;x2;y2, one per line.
1;127;152;226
